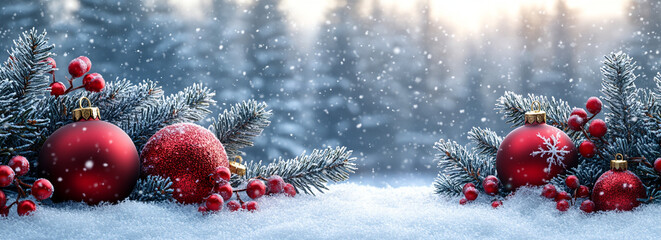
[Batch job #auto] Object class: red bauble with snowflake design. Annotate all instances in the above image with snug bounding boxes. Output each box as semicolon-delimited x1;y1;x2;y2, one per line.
141;123;229;204
496;102;578;191
592;154;646;211
38;97;140;204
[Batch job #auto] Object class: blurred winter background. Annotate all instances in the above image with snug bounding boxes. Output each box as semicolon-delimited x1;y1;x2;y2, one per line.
0;0;658;183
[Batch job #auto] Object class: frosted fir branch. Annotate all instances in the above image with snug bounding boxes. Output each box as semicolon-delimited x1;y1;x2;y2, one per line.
128;175;174;202
467;127;502;158
433;173;463;197
495;91;581;140
232;147;357;195
210;100;272;157
432;139;495;196
1;28;54;101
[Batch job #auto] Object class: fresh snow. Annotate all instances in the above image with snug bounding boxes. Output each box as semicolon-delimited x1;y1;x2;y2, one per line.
1;183;659;239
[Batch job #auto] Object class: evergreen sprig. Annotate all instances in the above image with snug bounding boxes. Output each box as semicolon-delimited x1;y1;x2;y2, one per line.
432;139;495;196
467;127;502;157
210;100;272;157
233;147;357;195
129;175;174;202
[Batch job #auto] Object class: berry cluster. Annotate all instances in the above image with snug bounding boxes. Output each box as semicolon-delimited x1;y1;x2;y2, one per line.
198;166;296;214
459;175;502;208
43;56;105;96
541;175;594;213
0;156;54;217
566;97;607;158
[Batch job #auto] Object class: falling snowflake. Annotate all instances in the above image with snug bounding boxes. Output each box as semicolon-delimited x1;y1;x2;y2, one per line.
530;132;570;170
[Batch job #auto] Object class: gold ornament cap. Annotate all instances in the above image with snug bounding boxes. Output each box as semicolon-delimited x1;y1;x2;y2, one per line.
525;101;546;124
610;153;628;171
72;97;100;121
229;156;246;176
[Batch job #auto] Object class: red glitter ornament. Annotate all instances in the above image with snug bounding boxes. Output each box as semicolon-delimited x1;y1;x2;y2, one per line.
38;97;140;205
592;154;646;211
140;123;229;204
496;101;579;191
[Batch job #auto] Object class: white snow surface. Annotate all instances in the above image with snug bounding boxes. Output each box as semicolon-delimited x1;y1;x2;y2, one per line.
1;183;660;239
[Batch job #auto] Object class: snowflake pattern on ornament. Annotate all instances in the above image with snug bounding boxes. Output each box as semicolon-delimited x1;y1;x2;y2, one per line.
530;132;570;170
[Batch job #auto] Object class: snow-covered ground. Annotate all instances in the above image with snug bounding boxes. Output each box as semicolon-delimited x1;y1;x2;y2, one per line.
2;182;660;239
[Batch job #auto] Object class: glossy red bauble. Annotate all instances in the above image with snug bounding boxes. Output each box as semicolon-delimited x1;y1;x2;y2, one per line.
592;169;646;211
38;120;140;205
141;123;229;204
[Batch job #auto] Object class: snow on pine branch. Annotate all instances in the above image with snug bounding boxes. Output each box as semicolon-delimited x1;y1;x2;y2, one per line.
467;127;502;158
433;139;495;196
233;147;357;195
129;175;174;202
210;100;272;157
1;28;54;101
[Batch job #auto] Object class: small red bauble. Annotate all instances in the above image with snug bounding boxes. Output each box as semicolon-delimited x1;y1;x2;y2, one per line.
556;199;569;212
31;178;54;200
246;179;266;199
0;165;15;187
17;200;36;216
205;194;223;211
227;200;241;211
50;82;66;96
585;97;602;115
579;140;596;158
141;123;229;204
496;103;578;191
462;183;475;193
592;154;646;211
567;115;584;131
580;200;595;213
214;183;233;201
654;158;661;174
491;200;502;208
555;191;571;202
570;108;588;119
541;184;557;199
588;119;607;138
577;185;590;198
0;190;6;207
77;56;92;72
68;58;88;78
464;186;478;201
565;175;579;189
8;155;29;176
267;175;285;194
242;201;259;212
459;198;468;205
483;181;499;196
38;98;140;205
210;166;231;184
43;57;56;74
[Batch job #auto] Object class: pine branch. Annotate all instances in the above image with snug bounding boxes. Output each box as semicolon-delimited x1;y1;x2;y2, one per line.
467;127;502;158
1;28;54;102
128;175;174;202
210;100;272;157
432;139;495;196
232;147;357;195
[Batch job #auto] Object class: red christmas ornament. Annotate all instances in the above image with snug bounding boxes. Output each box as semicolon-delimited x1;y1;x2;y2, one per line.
496;101;579;191
592;154;646;211
140;123;229;204
38;97;140;205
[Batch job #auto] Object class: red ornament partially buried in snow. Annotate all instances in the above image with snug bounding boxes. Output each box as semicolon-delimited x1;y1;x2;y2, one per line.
140;123;229;204
496;101;578;191
38;97;140;205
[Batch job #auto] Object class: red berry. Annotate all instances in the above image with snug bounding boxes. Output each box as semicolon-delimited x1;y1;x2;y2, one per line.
31;178;54;200
242;201;259;212
246;179;266;199
491;200;503;208
570;108;588;119
227;200;241;212
483;175;499;184
213;183;233;201
0;206;7;217
555;191;571;202
8;155;29;176
283;183;296;197
267;175;286;194
464;186;478;201
462;183;476;193
50;82;66;96
210;166;232;184
556;200;570;212
565;175;580;189
0;165;15;187
77;56;92;72
17;200;36;216
198;205;208;213
577;185;590;198
204;194;224;211
0;190;6;207
580;200;595;213
43;57;56;74
483;180;499;196
585;97;602;115
68;58;88;78
567;115;584;131
84;73;105;92
541;184;557;199
579;140;596;158
459;198;468;205
654;158;661;174
588;119;607;138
